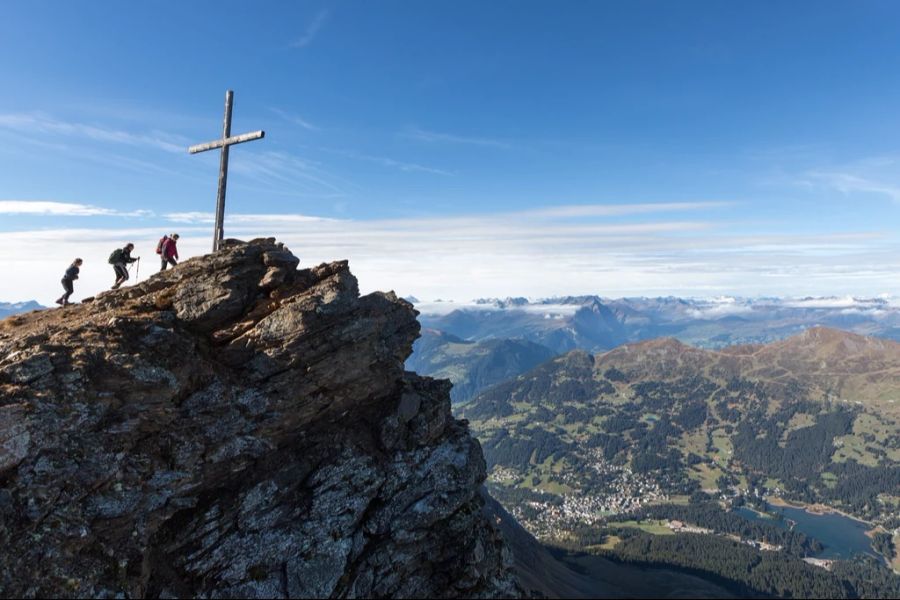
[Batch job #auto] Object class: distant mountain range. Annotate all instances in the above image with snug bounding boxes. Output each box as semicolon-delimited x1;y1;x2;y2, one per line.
409;294;900;404
0;301;43;319
416;295;900;352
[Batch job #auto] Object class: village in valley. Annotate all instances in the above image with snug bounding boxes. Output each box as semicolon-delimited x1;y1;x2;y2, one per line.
486;449;896;574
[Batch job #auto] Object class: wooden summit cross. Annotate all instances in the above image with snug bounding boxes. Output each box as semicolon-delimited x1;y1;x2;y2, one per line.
189;90;265;251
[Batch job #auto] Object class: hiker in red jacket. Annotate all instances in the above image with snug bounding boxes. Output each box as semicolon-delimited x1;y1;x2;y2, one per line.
159;233;180;271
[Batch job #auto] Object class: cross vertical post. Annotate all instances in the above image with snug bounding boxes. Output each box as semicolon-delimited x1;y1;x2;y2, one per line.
189;90;265;252
213;90;233;252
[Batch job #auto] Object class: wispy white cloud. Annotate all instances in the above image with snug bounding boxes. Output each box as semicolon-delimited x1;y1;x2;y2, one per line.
780;296;887;309
289;10;329;48
686;300;753;319
229;150;350;197
361;155;453;175
803;170;900;203
0;112;188;154
743;143;827;163
402;127;512;149
268;107;319;131
323;148;453;176
520;201;735;218
164;211;334;224
412;301;586;317
793;155;900;204
0;200;153;218
0;114;197;180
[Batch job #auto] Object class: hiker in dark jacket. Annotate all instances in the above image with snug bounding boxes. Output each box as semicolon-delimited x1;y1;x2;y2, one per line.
56;258;83;306
109;243;139;289
159;233;180;271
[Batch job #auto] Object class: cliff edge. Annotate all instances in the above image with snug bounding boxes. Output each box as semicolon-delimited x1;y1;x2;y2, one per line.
0;238;519;598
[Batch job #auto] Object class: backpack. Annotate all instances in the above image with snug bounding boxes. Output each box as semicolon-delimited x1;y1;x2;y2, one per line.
108;249;124;264
156;236;168;255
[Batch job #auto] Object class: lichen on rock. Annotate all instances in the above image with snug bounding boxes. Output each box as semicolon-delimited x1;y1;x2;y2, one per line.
0;238;519;598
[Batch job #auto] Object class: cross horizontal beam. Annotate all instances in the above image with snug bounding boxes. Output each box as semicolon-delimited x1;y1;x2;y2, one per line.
188;130;265;154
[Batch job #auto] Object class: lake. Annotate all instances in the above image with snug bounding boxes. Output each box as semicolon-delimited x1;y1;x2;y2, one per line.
735;504;876;559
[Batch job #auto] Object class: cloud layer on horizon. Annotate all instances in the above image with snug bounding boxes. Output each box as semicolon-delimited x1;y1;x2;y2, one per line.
1;200;898;306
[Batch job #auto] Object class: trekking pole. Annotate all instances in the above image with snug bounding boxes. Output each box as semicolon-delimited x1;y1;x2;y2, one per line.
135;257;140;282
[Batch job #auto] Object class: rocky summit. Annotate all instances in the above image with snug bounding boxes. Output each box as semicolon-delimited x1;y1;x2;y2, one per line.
0;238;519;599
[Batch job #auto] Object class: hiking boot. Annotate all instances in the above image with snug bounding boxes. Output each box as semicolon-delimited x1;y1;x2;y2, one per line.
55;298;63;306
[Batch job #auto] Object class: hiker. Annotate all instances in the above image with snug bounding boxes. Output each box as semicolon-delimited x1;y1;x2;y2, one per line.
109;243;139;289
158;233;180;271
56;258;83;306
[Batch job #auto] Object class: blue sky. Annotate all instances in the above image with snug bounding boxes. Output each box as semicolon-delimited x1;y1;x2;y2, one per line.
3;0;900;303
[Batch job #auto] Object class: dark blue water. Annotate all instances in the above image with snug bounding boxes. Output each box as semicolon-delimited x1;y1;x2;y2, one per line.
735;505;876;559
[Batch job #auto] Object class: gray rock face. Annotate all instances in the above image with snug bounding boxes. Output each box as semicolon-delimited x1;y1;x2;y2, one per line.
0;238;519;598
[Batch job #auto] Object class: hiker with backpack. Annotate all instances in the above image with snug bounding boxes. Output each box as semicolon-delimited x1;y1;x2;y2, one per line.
109;243;139;289
55;258;83;306
157;233;180;271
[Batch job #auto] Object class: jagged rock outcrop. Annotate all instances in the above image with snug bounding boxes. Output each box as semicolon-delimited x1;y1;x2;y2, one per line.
0;238;520;598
